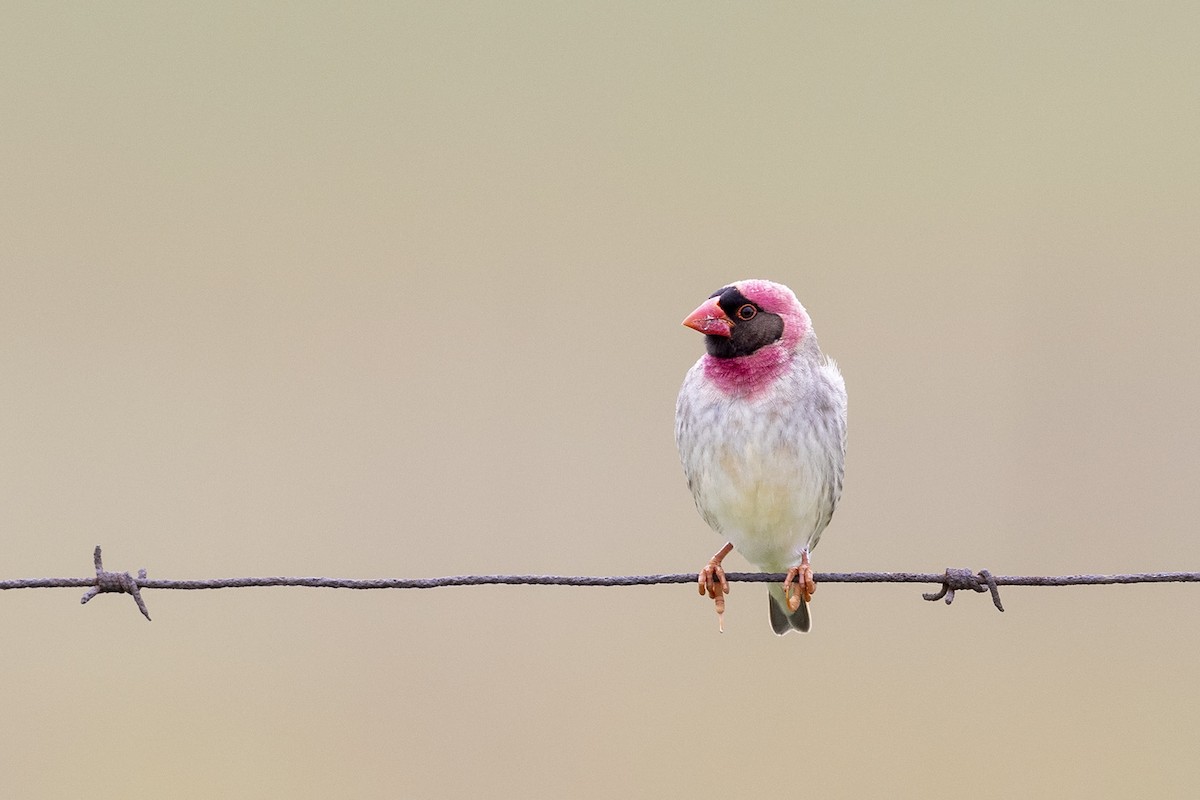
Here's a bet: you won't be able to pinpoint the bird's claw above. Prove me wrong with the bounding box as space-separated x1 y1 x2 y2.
697 559 729 599
783 553 816 612
697 543 733 632
698 559 729 630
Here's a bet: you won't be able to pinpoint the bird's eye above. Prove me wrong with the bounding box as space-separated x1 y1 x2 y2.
737 304 757 321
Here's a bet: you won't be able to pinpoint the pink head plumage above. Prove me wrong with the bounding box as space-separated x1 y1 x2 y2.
731 279 810 349
689 279 813 398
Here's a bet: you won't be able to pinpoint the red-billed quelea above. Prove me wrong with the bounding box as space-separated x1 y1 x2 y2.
675 280 847 634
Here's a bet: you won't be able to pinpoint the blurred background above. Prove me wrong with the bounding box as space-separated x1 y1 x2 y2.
2 3 1198 797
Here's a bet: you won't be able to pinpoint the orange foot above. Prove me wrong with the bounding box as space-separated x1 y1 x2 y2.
783 550 816 612
698 542 734 631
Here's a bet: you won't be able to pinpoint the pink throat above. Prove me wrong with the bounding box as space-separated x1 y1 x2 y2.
701 346 790 397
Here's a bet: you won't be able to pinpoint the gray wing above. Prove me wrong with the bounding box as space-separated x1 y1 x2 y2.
809 358 848 549
674 364 723 533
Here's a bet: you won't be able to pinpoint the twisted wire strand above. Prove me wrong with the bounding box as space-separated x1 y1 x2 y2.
1 547 1197 621
4 570 1199 591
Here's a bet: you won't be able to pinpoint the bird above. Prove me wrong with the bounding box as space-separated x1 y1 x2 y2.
675 279 847 634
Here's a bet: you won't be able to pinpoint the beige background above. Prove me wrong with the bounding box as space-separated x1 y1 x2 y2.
3 3 1199 797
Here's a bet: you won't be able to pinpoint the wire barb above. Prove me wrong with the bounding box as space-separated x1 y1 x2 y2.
79 546 152 621
922 567 1004 612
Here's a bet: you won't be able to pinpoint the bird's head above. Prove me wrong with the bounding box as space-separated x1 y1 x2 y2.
682 279 810 359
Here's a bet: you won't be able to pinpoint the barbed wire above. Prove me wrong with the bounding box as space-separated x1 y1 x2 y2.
1 547 1197 621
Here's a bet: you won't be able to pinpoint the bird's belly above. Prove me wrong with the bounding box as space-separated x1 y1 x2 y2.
699 445 826 571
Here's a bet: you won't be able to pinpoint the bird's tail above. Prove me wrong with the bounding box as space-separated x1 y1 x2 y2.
768 584 811 635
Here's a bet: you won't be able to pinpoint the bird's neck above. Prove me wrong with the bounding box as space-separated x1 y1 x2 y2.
701 346 793 398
